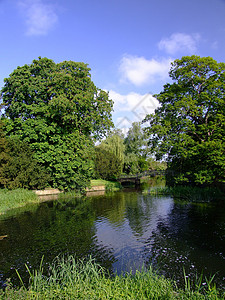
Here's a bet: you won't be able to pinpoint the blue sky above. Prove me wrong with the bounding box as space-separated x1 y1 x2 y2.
1 0 225 133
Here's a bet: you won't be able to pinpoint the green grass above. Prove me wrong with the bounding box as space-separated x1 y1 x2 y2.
91 179 114 187
0 189 39 216
0 179 121 216
91 179 122 192
0 256 223 299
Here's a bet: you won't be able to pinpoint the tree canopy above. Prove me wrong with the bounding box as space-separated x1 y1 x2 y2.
124 122 148 174
1 57 114 190
143 55 225 185
94 130 125 180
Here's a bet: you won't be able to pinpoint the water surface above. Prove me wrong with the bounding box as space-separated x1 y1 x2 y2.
0 182 224 289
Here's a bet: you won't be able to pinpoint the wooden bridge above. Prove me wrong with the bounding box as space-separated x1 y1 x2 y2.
117 170 165 186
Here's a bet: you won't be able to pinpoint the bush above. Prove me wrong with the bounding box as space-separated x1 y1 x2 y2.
0 137 51 190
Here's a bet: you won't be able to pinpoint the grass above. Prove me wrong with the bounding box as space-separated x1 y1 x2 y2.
0 256 223 299
91 179 122 192
91 179 110 186
0 189 39 216
0 179 121 216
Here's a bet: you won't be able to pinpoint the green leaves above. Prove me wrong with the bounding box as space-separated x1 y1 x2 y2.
1 57 114 190
144 55 225 185
0 134 51 190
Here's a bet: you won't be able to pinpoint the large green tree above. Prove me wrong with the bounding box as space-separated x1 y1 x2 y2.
143 56 225 185
1 57 113 190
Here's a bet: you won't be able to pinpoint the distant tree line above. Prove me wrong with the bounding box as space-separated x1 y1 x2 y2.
93 124 166 181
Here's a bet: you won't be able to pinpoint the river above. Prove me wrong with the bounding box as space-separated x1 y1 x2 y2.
0 179 225 290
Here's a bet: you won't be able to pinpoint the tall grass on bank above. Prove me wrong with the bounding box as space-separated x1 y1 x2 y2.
0 256 223 299
147 186 224 202
0 189 39 215
91 179 122 192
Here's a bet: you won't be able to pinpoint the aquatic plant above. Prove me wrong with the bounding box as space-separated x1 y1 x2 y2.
0 256 224 299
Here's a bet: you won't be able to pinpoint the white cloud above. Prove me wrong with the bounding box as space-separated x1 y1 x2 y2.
119 55 172 86
19 0 58 36
158 33 200 55
109 90 145 112
115 117 133 135
108 90 159 132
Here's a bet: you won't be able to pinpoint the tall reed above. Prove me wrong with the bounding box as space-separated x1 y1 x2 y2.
0 189 39 215
1 256 224 299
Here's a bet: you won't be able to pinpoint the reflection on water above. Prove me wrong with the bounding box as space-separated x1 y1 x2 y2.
0 180 225 290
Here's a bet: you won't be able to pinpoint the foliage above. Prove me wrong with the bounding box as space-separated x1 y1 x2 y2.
124 122 148 157
0 120 50 190
147 157 167 171
101 129 125 173
94 129 125 180
143 56 225 186
0 120 10 184
105 181 122 192
1 256 223 299
1 57 113 190
94 146 122 180
124 122 150 174
0 137 51 190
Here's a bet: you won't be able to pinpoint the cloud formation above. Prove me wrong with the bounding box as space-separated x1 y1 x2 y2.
158 33 200 55
119 55 172 86
19 0 58 36
109 90 159 132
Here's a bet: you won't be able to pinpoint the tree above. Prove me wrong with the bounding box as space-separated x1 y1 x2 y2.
0 137 51 190
1 57 113 190
94 146 122 180
0 120 10 186
124 122 148 174
94 129 125 179
100 129 125 175
143 56 225 185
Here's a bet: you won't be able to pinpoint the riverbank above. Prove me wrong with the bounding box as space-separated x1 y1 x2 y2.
0 180 121 216
0 189 38 216
0 256 223 299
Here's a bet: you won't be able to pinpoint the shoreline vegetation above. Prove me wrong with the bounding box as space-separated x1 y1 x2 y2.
0 180 121 216
0 256 224 299
1 180 224 216
1 182 224 217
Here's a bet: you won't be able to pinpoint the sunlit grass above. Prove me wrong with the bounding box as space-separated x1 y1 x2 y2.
0 189 39 216
91 179 122 192
0 256 223 299
91 179 115 187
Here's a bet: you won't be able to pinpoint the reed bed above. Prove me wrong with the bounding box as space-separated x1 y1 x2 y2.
0 256 223 299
